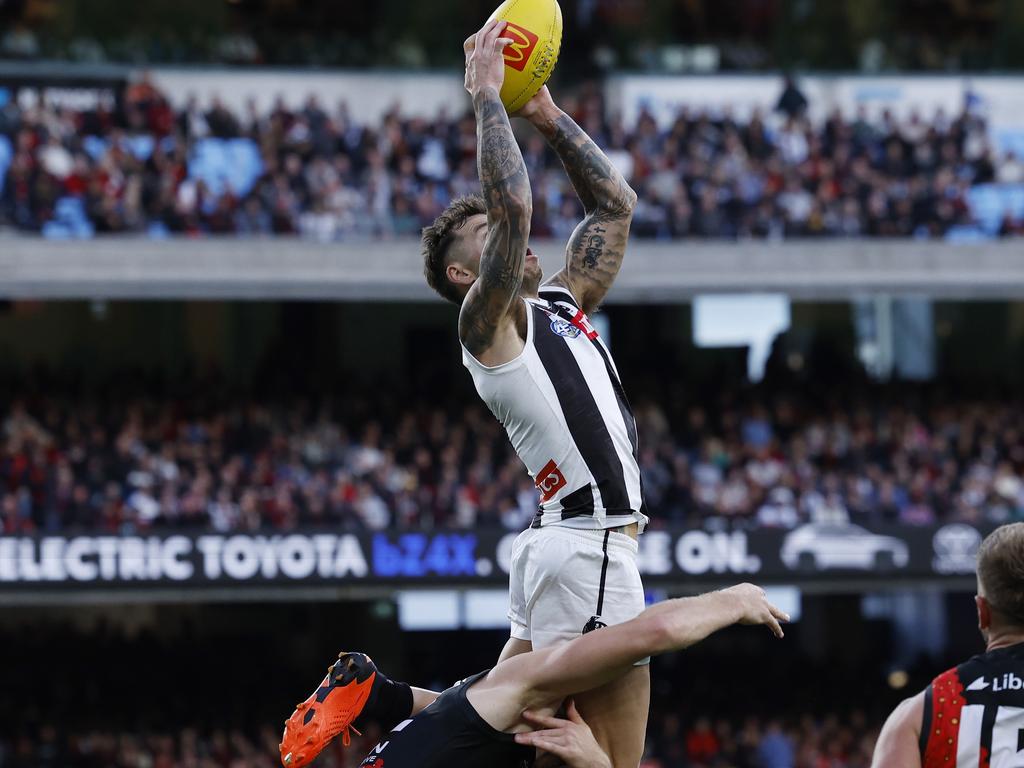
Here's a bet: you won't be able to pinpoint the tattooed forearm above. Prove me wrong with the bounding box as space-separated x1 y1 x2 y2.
532 107 635 314
459 87 532 355
475 87 532 193
535 111 637 215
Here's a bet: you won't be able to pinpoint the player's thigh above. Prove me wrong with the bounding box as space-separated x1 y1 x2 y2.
497 636 533 663
527 528 643 648
572 663 650 768
557 532 648 767
507 528 536 644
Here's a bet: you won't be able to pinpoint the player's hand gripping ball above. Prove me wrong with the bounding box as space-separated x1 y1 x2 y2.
486 0 563 113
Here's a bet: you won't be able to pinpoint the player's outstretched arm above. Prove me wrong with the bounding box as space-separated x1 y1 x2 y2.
468 584 787 731
518 87 636 315
871 692 923 768
523 584 786 706
459 20 533 356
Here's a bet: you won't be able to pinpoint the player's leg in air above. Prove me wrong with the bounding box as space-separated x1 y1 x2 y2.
281 650 611 768
501 524 651 767
279 651 440 767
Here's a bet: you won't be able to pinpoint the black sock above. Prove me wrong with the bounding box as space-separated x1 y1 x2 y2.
354 674 413 731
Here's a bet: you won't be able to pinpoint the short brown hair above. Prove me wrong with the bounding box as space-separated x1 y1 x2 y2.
421 195 486 305
978 522 1024 627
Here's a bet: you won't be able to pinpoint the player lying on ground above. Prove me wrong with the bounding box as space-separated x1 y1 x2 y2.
279 583 789 767
871 522 1024 768
421 18 650 768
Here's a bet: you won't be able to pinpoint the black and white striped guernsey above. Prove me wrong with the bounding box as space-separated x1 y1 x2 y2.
462 284 649 532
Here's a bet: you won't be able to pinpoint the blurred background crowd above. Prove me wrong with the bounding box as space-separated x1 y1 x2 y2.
2 0 1024 73
2 76 1022 240
0 615 907 768
3 383 1023 535
0 713 878 768
3 2 1022 767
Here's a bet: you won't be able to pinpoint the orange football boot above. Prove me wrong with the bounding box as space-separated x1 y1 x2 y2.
280 651 378 768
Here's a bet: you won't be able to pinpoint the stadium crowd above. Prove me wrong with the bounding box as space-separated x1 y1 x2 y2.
1 614 885 768
0 713 878 768
3 389 1023 534
2 77 1020 241
0 549 930 768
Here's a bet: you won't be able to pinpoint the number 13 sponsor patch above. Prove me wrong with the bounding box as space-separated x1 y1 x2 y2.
535 460 567 502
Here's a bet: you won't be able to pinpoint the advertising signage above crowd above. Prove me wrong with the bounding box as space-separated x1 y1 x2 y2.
0 63 127 113
0 522 993 596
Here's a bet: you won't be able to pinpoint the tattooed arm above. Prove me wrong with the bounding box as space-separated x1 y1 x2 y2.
520 87 636 315
459 21 533 360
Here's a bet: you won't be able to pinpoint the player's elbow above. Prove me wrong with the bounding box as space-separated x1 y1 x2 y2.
641 613 678 657
642 605 711 656
621 185 638 212
600 184 637 218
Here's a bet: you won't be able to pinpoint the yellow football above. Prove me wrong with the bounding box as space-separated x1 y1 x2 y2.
487 0 563 113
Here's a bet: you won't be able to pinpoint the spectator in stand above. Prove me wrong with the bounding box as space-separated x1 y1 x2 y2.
0 84 1010 241
759 719 796 768
0 709 882 768
2 385 1024 535
685 716 720 763
776 75 809 120
996 150 1024 184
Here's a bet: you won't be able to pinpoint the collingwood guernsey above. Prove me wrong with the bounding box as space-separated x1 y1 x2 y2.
463 284 648 531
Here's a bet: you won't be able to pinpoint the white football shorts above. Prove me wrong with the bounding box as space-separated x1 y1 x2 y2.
507 524 649 665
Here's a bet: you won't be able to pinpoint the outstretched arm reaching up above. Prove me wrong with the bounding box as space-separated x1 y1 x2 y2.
459 19 533 358
519 87 636 315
